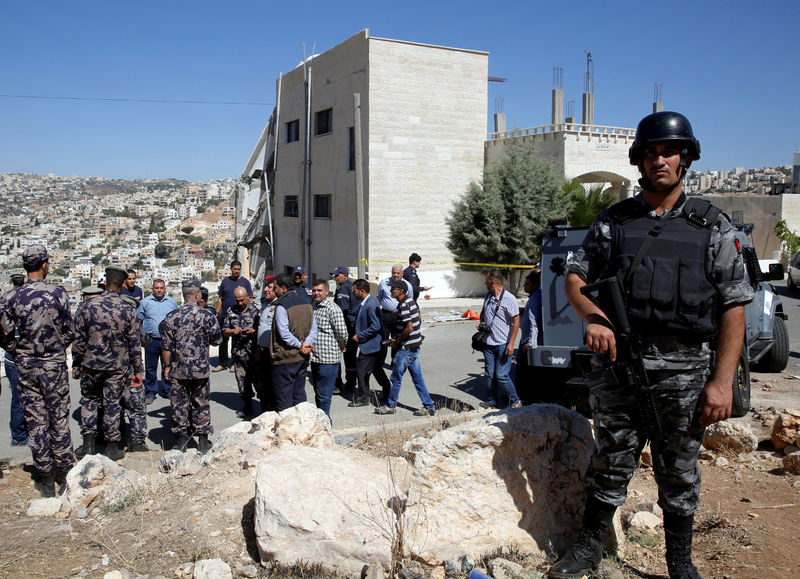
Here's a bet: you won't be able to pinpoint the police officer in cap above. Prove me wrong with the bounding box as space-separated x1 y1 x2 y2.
552 112 753 579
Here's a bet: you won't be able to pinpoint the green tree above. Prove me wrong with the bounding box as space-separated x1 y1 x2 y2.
564 180 617 226
447 142 570 290
53 267 67 277
181 226 194 235
80 278 91 288
154 243 169 259
775 220 800 264
188 235 204 245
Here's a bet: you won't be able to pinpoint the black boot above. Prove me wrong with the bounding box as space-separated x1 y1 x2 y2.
75 434 96 459
34 470 56 498
664 513 701 579
549 498 616 579
174 433 191 452
104 440 125 461
197 434 213 454
236 398 254 419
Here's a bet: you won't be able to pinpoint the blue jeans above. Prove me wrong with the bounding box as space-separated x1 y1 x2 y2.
310 362 338 419
484 344 520 406
387 348 434 409
144 337 170 397
4 356 28 444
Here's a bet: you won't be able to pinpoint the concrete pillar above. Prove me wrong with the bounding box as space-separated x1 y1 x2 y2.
582 93 594 126
552 89 564 125
494 112 506 134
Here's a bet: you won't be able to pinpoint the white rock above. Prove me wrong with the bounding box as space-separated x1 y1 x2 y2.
772 410 800 450
630 497 662 517
702 421 758 454
254 445 405 574
403 404 594 563
273 402 333 449
783 451 800 475
192 558 232 579
714 457 729 467
206 402 331 467
627 511 662 532
26 497 63 517
62 455 140 512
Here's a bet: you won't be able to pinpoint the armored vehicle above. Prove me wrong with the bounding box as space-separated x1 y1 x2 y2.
527 219 787 416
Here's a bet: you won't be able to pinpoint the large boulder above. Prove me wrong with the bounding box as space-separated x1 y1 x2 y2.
61 454 140 514
703 420 758 454
771 409 800 451
206 402 332 468
403 404 593 562
254 445 407 574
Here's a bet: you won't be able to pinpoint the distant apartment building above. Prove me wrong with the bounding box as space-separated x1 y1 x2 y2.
265 29 487 290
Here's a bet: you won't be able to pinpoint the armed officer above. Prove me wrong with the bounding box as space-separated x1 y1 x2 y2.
552 112 753 579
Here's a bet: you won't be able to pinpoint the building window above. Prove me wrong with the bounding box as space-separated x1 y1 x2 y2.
314 108 332 136
314 194 332 219
348 126 355 171
285 119 299 143
284 195 298 217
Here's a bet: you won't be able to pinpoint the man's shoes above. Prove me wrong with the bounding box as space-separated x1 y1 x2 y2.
375 405 396 415
479 401 497 409
413 407 435 417
174 434 191 452
127 441 149 453
10 438 29 447
510 401 523 409
145 393 156 405
229 366 235 373
34 470 56 498
197 434 213 454
549 498 615 579
347 397 370 408
75 434 96 459
105 441 125 461
236 399 254 419
212 365 225 372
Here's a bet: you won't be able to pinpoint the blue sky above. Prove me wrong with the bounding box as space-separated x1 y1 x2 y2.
1 0 798 181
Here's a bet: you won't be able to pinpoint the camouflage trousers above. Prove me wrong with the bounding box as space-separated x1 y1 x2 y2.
170 378 212 436
79 368 127 442
233 354 256 401
121 384 147 444
16 361 76 474
586 364 709 517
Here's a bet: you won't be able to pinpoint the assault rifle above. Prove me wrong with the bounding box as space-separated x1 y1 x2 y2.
580 277 666 470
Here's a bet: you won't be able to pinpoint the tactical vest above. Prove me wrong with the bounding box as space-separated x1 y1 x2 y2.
607 198 721 339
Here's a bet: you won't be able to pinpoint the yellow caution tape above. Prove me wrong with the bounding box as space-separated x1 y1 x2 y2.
357 258 537 270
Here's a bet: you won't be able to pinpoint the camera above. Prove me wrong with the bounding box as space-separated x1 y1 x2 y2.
476 323 491 336
381 338 393 347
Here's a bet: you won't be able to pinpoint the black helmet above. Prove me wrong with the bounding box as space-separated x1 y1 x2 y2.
628 111 700 165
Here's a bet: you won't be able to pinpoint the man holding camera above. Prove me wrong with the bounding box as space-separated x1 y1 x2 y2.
477 270 521 410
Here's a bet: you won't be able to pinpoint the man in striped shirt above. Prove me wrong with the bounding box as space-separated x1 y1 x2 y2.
310 279 348 419
376 281 435 416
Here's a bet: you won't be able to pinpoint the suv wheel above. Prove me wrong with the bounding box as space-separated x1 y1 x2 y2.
731 344 751 418
760 316 790 373
788 272 797 290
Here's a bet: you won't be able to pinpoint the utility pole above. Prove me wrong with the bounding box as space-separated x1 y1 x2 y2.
354 93 366 279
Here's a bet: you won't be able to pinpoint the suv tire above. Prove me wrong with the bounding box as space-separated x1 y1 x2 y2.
788 272 798 290
760 316 790 373
731 344 751 418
